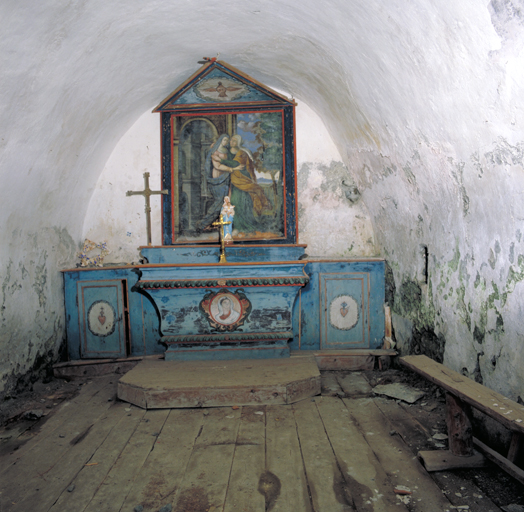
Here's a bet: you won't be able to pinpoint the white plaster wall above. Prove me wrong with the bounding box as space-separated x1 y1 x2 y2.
83 111 162 262
83 100 376 261
296 103 376 257
2 0 524 400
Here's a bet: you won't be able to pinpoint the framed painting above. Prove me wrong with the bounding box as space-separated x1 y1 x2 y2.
154 60 298 245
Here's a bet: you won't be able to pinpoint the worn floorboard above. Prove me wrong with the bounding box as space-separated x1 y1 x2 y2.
47 403 146 512
321 372 343 397
170 407 242 512
344 397 454 512
120 408 205 512
265 404 313 512
0 375 507 512
83 408 170 512
0 376 116 474
223 406 266 512
293 398 351 511
0 377 118 511
316 396 408 511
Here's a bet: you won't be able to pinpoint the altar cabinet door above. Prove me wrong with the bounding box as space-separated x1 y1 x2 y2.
320 272 369 349
78 280 128 358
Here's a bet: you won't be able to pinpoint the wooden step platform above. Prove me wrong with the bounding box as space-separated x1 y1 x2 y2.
291 348 397 371
117 356 321 409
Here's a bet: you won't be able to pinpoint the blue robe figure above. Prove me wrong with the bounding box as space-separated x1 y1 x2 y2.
195 134 236 233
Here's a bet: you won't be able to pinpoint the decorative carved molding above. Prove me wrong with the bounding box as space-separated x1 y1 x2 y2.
163 331 293 344
135 275 309 290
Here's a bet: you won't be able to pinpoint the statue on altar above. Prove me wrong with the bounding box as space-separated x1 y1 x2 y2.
220 196 235 241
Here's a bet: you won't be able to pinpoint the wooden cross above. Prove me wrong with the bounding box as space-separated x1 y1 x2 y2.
126 172 168 246
212 214 232 263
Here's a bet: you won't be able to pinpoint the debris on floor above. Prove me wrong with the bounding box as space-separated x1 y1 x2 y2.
502 505 524 512
2 367 524 511
372 382 425 403
22 409 44 420
394 485 412 495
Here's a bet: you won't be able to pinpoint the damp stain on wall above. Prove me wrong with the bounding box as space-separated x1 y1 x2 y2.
297 160 376 257
0 227 77 398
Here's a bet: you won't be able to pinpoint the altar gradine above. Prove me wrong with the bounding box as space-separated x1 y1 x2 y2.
62 61 386 362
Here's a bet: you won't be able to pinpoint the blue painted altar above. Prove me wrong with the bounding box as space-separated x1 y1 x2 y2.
61 61 386 362
135 253 308 361
62 252 386 361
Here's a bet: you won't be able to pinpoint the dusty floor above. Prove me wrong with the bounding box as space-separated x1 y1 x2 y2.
0 366 523 511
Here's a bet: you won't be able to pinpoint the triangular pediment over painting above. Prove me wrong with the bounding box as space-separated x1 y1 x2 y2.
153 60 295 112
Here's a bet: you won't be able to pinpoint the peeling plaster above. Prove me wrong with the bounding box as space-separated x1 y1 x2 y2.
0 227 76 396
379 136 524 400
297 160 376 257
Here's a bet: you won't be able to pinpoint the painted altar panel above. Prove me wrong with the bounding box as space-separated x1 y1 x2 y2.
78 280 127 358
155 60 298 246
161 67 278 107
136 262 308 361
63 268 162 359
291 260 385 350
320 273 368 349
171 110 286 242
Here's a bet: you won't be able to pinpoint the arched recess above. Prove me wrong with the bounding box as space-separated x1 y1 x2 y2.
83 98 377 262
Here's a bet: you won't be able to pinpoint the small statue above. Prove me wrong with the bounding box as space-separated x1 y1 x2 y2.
220 196 235 242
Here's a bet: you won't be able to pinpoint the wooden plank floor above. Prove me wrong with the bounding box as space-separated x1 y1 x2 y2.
0 373 504 512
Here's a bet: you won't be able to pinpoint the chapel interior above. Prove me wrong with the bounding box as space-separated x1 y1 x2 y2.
2 1 524 510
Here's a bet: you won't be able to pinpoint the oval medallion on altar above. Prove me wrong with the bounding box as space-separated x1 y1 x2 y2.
329 295 359 331
210 292 242 326
87 300 116 337
199 288 252 332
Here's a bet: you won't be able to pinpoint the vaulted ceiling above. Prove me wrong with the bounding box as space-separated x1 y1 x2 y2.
2 1 524 398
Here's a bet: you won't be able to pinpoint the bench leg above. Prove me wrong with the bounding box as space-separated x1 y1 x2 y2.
446 392 473 456
418 392 485 471
507 432 522 463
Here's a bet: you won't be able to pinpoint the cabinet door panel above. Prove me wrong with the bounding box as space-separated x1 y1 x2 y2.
320 273 369 349
78 280 127 358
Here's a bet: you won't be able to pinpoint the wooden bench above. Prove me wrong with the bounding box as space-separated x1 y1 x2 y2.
400 354 524 482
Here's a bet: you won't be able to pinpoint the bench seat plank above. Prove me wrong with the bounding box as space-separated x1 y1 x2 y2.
400 355 524 435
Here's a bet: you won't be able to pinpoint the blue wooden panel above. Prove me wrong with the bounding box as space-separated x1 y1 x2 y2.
138 261 307 360
128 292 164 356
137 262 307 281
320 273 368 349
63 268 162 360
63 258 384 360
165 340 290 361
78 280 126 358
143 286 296 336
140 245 306 264
291 260 385 350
